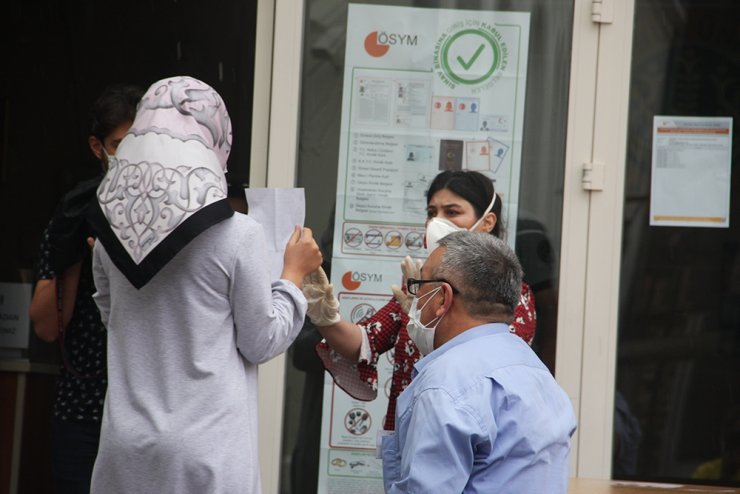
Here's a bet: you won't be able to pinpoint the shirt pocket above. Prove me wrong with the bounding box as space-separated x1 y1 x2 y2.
380 432 400 492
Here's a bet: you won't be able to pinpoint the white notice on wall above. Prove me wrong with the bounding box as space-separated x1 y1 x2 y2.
650 116 733 228
0 282 32 349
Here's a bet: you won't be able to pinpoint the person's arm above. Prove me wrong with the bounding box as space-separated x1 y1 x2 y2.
510 282 536 345
232 224 322 364
317 296 408 362
280 225 323 288
91 242 111 328
29 262 82 342
312 298 406 402
306 256 420 361
300 266 364 360
314 320 363 361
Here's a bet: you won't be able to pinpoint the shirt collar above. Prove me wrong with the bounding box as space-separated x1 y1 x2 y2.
412 322 510 378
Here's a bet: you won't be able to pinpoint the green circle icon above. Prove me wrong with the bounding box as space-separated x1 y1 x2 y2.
440 28 501 85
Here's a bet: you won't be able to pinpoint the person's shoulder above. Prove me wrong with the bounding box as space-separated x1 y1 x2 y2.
213 212 261 234
58 175 103 206
194 213 262 252
431 331 546 379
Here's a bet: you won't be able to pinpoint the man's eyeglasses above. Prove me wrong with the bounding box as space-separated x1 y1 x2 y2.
406 278 459 295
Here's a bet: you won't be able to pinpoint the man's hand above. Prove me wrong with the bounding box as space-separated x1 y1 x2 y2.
390 256 423 314
302 266 341 327
281 226 323 287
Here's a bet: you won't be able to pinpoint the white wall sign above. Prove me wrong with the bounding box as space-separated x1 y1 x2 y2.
650 116 733 228
0 282 33 350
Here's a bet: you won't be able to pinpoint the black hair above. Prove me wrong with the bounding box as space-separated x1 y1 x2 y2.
426 170 504 238
89 84 144 141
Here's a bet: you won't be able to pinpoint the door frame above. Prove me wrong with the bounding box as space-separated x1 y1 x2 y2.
557 0 636 479
251 0 306 493
255 0 639 490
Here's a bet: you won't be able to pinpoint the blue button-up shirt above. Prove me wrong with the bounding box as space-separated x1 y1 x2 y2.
381 323 577 493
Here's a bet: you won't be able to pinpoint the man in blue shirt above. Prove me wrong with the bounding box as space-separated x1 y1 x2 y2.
381 231 577 493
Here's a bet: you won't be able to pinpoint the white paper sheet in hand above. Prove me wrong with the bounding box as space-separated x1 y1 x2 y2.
244 188 306 280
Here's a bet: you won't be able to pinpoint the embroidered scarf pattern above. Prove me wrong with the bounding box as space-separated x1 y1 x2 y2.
89 76 234 288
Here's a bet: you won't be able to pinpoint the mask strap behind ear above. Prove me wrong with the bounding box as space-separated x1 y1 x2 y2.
470 192 497 231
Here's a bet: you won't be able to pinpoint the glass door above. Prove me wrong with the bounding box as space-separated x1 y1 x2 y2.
613 0 740 486
283 1 575 492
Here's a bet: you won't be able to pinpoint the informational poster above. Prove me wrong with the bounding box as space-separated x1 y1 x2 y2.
650 116 733 228
0 282 32 349
318 4 530 493
318 258 395 493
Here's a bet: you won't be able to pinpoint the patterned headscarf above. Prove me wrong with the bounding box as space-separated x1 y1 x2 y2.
89 76 235 288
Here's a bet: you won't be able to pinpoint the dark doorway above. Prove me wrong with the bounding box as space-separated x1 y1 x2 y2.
0 2 257 491
0 0 256 281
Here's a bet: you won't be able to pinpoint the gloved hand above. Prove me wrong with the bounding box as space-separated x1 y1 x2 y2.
390 256 423 314
302 266 341 326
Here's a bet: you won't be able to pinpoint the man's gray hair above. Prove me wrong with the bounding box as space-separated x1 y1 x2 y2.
436 231 523 319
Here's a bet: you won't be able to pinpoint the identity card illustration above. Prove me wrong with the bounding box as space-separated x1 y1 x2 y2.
319 4 531 493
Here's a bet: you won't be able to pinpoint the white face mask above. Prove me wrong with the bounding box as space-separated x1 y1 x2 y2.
101 147 115 171
406 286 443 355
425 193 497 253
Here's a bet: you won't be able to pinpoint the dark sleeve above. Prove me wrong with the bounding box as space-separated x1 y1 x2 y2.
46 176 101 273
292 317 326 374
36 226 55 280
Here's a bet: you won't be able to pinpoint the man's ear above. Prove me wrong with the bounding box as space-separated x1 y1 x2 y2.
88 136 104 161
437 282 455 316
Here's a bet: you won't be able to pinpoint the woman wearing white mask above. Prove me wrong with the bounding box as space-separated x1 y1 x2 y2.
306 170 535 431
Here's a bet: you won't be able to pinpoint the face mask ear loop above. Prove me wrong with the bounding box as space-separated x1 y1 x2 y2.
418 286 443 327
417 286 442 308
470 192 497 231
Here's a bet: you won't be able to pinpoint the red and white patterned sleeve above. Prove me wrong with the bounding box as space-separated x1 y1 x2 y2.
510 281 536 345
315 297 405 401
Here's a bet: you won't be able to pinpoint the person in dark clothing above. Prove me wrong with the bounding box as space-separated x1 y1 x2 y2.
29 83 143 494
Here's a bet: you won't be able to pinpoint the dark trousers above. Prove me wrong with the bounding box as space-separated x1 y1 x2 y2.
51 417 100 494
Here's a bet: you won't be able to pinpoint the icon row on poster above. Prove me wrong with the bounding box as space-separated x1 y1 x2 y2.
344 228 424 250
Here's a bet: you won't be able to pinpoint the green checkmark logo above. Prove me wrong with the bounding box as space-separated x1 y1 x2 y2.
457 43 485 71
439 28 501 86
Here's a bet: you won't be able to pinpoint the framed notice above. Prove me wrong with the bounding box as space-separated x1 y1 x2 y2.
650 116 733 228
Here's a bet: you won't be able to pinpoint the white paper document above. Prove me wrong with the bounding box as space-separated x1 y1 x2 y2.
650 116 733 228
244 188 306 280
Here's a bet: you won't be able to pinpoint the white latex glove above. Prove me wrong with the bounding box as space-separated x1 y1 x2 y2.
302 266 341 326
390 256 423 314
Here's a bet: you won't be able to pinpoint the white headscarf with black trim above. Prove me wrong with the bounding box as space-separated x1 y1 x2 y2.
89 76 234 288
